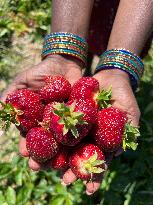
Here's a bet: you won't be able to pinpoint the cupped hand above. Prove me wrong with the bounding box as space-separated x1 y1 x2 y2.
0 54 82 169
94 69 140 127
73 69 140 195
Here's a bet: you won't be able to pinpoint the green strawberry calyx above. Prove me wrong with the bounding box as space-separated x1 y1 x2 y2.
53 102 87 138
83 152 105 177
95 87 112 109
0 101 23 130
122 122 140 151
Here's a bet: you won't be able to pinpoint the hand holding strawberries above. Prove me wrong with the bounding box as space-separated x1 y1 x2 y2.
0 60 140 196
94 69 140 127
93 69 140 159
0 54 82 170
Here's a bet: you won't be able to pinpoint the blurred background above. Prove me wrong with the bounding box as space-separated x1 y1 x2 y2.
0 1 153 205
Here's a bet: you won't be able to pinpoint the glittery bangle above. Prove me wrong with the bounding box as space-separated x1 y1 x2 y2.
42 32 88 67
95 49 144 90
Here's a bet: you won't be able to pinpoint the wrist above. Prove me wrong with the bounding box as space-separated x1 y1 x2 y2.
43 54 82 69
94 69 133 91
44 54 83 68
97 69 130 81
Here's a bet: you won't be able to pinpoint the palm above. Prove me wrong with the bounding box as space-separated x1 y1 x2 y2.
94 70 140 126
1 56 82 101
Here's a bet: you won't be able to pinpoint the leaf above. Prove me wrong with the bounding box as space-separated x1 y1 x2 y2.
92 160 105 166
63 125 69 135
97 88 112 108
71 112 83 119
15 170 23 186
123 123 140 150
90 167 104 174
55 183 67 194
0 191 5 204
0 163 13 180
65 197 73 205
50 196 65 205
6 187 16 205
144 102 153 114
88 152 98 163
71 126 79 138
16 183 33 205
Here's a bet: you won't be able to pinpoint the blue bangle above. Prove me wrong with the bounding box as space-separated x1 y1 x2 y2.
42 32 88 67
95 49 144 91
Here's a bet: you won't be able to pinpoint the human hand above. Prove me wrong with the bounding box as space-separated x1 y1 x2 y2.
94 69 140 127
0 54 82 170
74 69 140 194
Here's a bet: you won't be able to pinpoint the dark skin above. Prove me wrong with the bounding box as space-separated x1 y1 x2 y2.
1 0 153 195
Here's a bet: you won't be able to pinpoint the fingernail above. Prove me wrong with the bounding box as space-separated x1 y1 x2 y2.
86 190 93 196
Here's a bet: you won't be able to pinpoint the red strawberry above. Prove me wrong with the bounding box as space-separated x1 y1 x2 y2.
49 147 69 170
50 100 97 146
93 107 139 152
0 89 44 133
41 102 56 129
39 76 71 104
26 127 59 163
69 143 105 181
69 77 111 108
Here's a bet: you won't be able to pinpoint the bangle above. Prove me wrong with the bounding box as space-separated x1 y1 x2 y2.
42 32 88 67
95 49 144 90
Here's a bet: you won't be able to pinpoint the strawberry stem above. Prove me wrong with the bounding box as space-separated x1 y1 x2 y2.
83 152 105 175
0 101 21 130
96 88 112 109
122 122 140 151
53 102 87 138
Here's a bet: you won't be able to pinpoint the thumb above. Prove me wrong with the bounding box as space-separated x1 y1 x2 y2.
0 83 17 102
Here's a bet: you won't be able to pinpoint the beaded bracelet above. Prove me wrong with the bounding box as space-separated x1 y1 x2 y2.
95 49 144 90
42 32 88 67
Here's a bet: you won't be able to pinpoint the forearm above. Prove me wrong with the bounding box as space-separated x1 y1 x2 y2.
51 0 94 39
107 0 153 55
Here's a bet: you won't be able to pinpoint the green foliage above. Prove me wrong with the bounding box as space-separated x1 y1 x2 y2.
0 0 51 43
0 0 51 82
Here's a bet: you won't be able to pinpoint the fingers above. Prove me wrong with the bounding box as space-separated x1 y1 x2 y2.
0 83 17 102
19 137 29 157
0 80 26 102
28 158 41 171
85 181 101 195
61 168 106 195
19 137 41 171
61 168 77 185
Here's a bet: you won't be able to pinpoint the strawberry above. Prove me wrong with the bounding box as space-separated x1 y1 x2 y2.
40 102 56 129
39 76 71 104
26 127 59 163
50 99 97 146
93 107 140 152
0 89 44 133
69 143 105 181
69 77 111 108
49 147 69 170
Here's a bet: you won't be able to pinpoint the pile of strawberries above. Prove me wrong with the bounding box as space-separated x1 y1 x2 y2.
0 76 139 181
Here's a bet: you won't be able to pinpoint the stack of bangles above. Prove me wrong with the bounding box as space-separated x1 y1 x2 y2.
95 49 144 90
42 32 88 68
42 33 144 90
